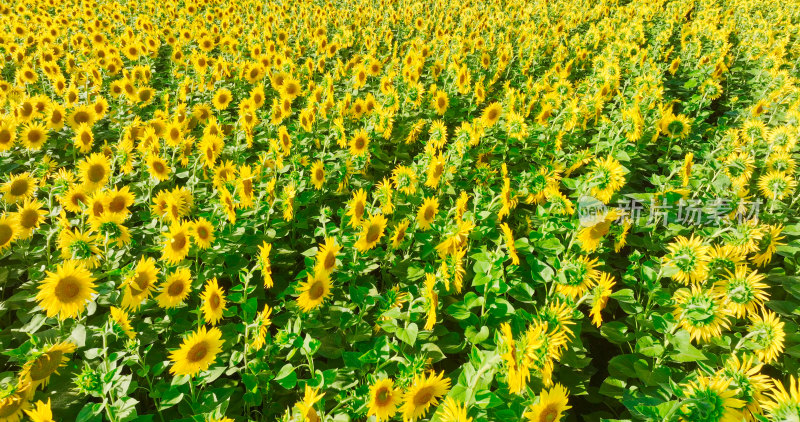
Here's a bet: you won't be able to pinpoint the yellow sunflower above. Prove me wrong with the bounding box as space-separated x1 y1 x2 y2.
23 399 53 422
156 267 192 309
367 378 400 422
169 326 224 377
36 260 96 320
672 285 730 343
763 377 800 421
588 156 626 204
400 371 451 421
212 88 232 110
346 189 368 227
355 213 388 252
0 381 30 422
715 266 768 319
296 270 332 312
252 304 273 351
20 123 47 150
19 341 76 390
748 309 785 364
524 383 571 422
3 173 36 204
201 277 227 326
191 217 215 250
349 128 370 157
310 160 325 190
121 256 159 310
417 197 439 231
110 306 135 339
481 102 502 128
663 235 710 285
315 237 341 274
0 213 19 252
679 377 745 422
78 153 111 192
162 221 192 264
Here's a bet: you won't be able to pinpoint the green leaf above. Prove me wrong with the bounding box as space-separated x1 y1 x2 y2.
274 364 297 389
397 322 418 346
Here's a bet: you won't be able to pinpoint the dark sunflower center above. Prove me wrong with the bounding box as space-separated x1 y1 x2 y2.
87 164 105 183
55 276 81 302
308 280 325 300
29 350 64 381
366 223 381 243
0 223 13 245
412 386 434 406
19 209 39 229
168 281 185 296
187 342 208 362
9 179 29 196
210 292 221 308
171 232 187 251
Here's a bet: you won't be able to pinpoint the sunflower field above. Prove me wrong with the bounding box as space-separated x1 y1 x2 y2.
2 0 800 421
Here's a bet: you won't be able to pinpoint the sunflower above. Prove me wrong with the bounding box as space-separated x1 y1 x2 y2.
672 285 730 343
438 397 472 422
66 105 96 130
162 221 192 264
20 123 47 150
715 266 768 319
121 256 159 310
88 212 131 247
679 377 745 422
212 88 233 110
400 371 451 421
524 384 571 422
588 156 626 204
706 244 743 282
36 260 96 320
191 217 215 250
578 208 619 253
296 270 332 312
500 222 520 265
748 309 785 364
294 386 324 422
349 128 370 156
555 255 600 299
721 355 771 419
20 342 76 390
146 154 171 182
12 199 45 240
661 113 691 139
110 306 135 339
3 173 36 204
0 213 19 252
105 186 135 215
390 219 410 249
724 151 755 189
169 326 224 377
0 381 30 422
355 213 388 252
723 222 765 256
57 228 102 269
763 377 800 421
73 123 94 153
432 90 449 115
252 304 273 351
258 241 273 288
481 102 502 128
751 224 785 267
315 237 341 274
417 197 439 231
346 189 368 227
156 267 192 309
367 378 400 422
757 170 796 200
201 277 227 326
79 153 110 192
23 399 53 422
663 235 711 285
0 120 16 151
590 272 616 327
310 160 325 190
392 165 418 195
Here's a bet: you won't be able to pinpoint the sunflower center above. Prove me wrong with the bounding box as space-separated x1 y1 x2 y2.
366 223 381 243
55 276 81 302
375 387 392 406
423 206 435 221
196 226 209 240
131 271 151 294
412 386 435 406
152 160 166 174
355 202 365 218
324 251 336 270
168 281 185 296
354 136 365 149
209 292 221 308
187 341 208 362
19 209 39 229
28 350 64 381
9 179 30 196
539 404 559 422
87 164 105 183
81 131 92 145
0 223 13 245
308 279 325 300
109 196 126 213
0 393 23 418
73 111 90 124
171 232 187 251
0 129 11 144
314 168 323 181
28 130 42 143
487 108 499 121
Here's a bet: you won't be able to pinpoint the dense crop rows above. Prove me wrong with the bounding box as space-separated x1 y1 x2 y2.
1 0 800 421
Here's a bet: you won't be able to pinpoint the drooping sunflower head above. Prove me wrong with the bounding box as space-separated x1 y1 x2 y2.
556 255 600 299
524 383 572 422
162 221 192 264
20 341 76 390
0 213 19 252
315 237 341 274
748 309 785 364
416 197 439 231
715 266 768 319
